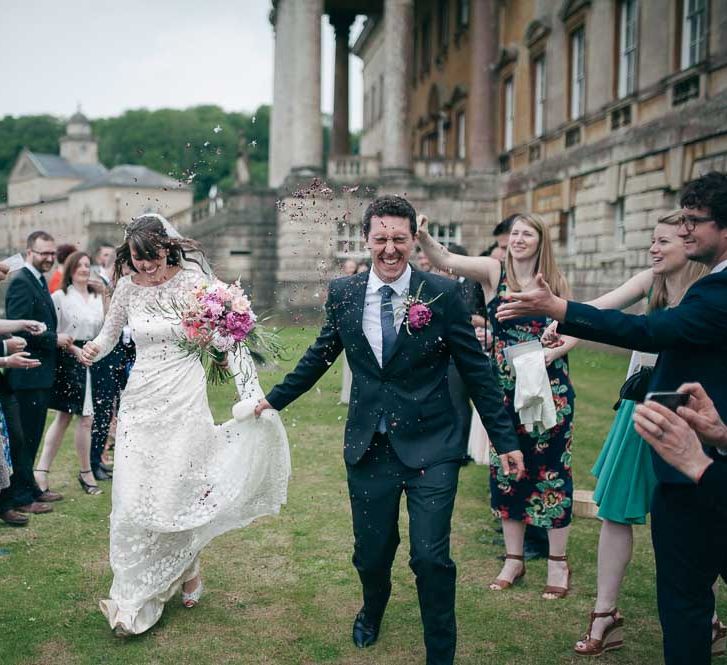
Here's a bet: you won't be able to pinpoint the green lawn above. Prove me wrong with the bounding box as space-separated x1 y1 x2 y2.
0 329 720 664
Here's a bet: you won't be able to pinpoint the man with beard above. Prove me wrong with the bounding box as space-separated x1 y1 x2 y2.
256 195 523 665
5 232 72 514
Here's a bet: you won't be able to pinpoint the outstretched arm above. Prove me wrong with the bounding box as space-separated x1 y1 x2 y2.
260 289 344 413
586 269 653 310
416 218 500 290
81 280 130 365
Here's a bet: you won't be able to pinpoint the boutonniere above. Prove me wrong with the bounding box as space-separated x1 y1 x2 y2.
401 282 443 335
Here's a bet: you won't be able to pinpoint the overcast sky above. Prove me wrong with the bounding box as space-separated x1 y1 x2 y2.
1 0 364 129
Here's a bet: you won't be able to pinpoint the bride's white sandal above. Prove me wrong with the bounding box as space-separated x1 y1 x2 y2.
181 577 204 608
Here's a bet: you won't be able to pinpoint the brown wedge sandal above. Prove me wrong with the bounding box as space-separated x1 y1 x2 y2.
489 554 526 591
542 554 571 600
574 608 624 656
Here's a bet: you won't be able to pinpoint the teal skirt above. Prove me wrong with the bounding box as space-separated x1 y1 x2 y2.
592 399 658 525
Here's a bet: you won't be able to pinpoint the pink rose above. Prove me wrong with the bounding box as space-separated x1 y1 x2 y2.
222 310 256 342
407 303 432 331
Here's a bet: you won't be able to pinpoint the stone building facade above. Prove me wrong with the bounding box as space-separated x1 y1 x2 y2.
262 0 727 313
0 111 193 253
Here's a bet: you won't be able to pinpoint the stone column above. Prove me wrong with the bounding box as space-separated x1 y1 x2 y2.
291 0 323 176
269 0 296 187
382 0 414 176
329 13 355 156
468 0 498 176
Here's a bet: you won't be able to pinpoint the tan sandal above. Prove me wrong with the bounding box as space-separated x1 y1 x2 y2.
574 608 624 656
542 554 571 600
489 554 525 591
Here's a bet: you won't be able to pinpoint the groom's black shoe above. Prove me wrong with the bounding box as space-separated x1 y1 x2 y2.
352 610 381 648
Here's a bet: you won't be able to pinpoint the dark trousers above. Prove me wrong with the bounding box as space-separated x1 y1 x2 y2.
90 343 128 469
347 434 460 665
0 392 35 510
651 482 727 665
13 388 51 503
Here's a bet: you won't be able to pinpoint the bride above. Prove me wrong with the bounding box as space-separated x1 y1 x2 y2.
81 214 291 636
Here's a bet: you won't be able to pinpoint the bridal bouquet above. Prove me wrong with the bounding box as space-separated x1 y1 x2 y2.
172 279 282 384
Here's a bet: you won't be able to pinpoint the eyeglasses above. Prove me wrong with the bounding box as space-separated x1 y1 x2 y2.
678 215 713 233
30 250 56 259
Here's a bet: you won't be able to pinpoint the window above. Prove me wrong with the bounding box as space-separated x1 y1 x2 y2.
421 16 432 75
336 222 366 258
614 198 626 247
457 0 470 29
570 27 586 120
437 115 447 157
567 209 577 255
533 55 546 137
618 0 638 98
438 0 450 49
503 77 514 151
456 111 466 159
429 222 462 247
681 0 707 69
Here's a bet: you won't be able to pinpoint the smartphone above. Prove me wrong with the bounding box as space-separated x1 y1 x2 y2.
645 391 690 412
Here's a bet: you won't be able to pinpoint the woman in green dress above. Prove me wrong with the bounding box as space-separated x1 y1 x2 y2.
571 211 709 656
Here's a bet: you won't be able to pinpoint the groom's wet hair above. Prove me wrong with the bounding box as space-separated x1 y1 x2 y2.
680 171 727 228
362 195 417 239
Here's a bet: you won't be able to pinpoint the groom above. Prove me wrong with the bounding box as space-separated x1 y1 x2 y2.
256 195 522 664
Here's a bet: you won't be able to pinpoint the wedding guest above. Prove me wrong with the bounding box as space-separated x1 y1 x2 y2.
92 243 115 286
0 313 46 527
47 243 77 293
418 212 576 598
416 249 432 272
6 231 72 512
495 172 727 664
81 214 290 636
571 211 708 656
489 215 517 263
34 251 105 496
634 384 727 658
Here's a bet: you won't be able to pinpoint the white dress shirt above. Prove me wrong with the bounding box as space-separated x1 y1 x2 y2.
52 287 105 341
711 259 727 274
362 265 411 368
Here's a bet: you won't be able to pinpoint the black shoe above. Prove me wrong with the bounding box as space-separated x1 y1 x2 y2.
93 467 112 481
352 610 381 648
99 462 114 473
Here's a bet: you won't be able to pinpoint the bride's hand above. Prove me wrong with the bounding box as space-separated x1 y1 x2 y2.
80 341 100 367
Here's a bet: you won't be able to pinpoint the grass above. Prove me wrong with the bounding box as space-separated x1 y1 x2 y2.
1 329 721 664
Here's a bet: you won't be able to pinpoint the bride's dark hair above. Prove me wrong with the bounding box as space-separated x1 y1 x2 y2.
114 215 204 281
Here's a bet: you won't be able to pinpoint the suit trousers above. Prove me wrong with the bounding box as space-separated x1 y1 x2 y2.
14 388 51 502
346 434 460 665
651 482 727 665
0 392 35 509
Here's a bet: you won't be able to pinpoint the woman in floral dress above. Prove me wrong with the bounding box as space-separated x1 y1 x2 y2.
417 213 576 599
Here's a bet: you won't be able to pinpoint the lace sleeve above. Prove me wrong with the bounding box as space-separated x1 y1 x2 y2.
91 278 131 360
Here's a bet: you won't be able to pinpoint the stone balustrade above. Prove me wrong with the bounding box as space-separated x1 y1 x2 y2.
326 155 381 181
413 159 467 179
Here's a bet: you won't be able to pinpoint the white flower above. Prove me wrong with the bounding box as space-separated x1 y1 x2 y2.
211 332 235 353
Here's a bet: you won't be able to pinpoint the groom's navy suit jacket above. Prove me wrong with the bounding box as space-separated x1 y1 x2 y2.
559 268 727 483
267 268 518 468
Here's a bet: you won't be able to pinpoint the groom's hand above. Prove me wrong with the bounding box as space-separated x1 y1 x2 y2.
499 450 525 481
254 398 273 418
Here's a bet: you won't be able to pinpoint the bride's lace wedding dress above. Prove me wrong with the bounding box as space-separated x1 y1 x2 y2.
91 268 291 635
